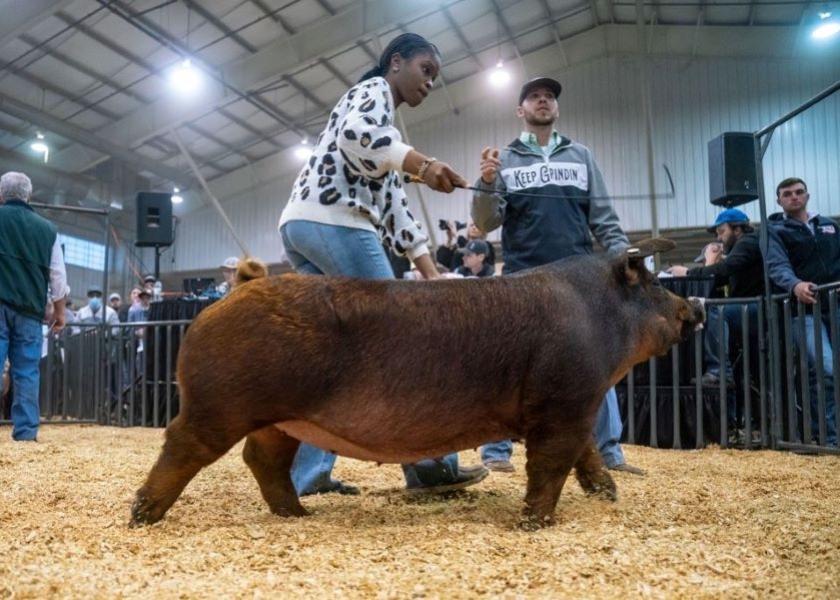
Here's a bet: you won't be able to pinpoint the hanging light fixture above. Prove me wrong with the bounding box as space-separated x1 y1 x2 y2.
813 10 840 39
488 60 511 87
30 132 49 162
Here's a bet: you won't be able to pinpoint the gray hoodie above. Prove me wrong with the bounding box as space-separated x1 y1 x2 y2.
472 136 628 273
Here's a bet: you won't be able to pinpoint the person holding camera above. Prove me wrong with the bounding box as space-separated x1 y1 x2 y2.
435 220 495 271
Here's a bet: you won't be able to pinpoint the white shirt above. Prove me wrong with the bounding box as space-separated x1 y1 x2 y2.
49 238 70 301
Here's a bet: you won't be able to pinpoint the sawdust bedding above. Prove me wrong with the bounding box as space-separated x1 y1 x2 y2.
1 425 838 599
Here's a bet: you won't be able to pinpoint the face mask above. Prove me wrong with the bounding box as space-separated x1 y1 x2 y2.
88 298 102 312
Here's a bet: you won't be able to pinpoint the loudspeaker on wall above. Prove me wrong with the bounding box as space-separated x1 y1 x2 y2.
708 132 759 207
135 192 174 247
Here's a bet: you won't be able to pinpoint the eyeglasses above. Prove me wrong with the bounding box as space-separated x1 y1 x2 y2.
780 188 807 198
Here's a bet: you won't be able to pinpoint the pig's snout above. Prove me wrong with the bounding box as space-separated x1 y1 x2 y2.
687 297 706 331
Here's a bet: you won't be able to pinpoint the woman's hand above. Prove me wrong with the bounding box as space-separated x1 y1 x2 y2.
413 254 441 279
423 161 467 193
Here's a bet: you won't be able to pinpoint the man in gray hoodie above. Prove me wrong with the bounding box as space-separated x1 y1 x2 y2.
472 77 642 475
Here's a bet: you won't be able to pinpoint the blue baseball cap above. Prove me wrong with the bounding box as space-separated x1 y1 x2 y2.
707 208 752 233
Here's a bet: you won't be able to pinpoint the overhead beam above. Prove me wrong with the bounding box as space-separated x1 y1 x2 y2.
0 0 77 49
0 146 100 202
0 91 192 187
181 0 257 53
49 0 442 174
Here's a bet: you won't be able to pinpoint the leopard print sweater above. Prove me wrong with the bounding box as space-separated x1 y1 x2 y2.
279 77 429 259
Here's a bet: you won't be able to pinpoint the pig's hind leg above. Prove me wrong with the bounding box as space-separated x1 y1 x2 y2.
130 414 245 526
242 426 308 517
573 439 617 501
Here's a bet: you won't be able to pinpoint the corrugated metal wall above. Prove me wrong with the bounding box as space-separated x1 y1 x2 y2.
168 54 840 271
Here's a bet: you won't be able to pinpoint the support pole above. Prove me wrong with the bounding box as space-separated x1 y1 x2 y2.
171 128 251 257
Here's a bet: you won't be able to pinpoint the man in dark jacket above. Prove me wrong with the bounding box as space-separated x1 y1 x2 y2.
436 222 495 271
0 172 69 441
472 77 641 475
669 208 764 386
766 177 838 445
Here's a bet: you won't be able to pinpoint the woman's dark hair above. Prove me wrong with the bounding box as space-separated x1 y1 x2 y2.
358 33 441 83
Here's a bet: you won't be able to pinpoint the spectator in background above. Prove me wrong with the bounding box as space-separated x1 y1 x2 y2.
128 289 152 323
109 293 123 321
217 257 239 296
767 177 839 446
454 240 495 278
142 275 156 295
668 208 764 387
436 221 495 271
121 288 140 322
0 171 68 442
77 287 120 328
472 76 642 475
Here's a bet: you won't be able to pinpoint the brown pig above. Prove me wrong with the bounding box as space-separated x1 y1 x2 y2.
131 240 704 528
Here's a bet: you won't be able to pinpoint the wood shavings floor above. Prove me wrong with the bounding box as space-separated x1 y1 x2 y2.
1 425 838 599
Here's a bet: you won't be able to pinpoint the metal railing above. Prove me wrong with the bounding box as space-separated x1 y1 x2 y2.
617 281 840 455
1 320 189 428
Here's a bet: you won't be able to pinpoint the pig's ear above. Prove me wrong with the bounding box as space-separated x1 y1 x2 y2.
612 255 642 287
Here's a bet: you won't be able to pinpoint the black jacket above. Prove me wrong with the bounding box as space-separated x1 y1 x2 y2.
455 263 495 278
687 231 764 297
767 212 840 291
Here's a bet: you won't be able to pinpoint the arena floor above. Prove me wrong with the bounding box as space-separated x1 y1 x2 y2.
1 426 838 599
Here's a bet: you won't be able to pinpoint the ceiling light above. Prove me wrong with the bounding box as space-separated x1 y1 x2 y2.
818 11 832 19
171 194 184 204
30 133 49 162
294 145 312 160
173 187 180 193
813 20 840 39
488 61 511 88
168 59 202 94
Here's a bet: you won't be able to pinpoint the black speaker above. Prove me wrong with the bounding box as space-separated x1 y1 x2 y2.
708 132 759 207
135 192 174 247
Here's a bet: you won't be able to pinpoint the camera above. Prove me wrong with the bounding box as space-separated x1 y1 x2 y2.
438 220 467 231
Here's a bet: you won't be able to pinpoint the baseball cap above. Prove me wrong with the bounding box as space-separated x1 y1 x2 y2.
108 293 121 302
707 208 752 233
220 256 239 270
143 274 156 283
138 289 151 298
518 77 562 105
87 286 103 297
458 239 490 256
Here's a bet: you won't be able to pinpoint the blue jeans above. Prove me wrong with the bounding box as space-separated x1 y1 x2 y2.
480 387 625 468
795 314 838 445
0 303 43 441
280 220 460 493
705 304 759 380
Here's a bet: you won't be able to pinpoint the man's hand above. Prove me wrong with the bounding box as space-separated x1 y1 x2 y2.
793 281 817 305
668 265 689 277
50 311 66 334
704 243 724 265
480 147 501 185
423 161 467 193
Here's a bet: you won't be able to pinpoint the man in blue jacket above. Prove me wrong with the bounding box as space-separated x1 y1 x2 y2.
766 177 839 446
472 77 642 474
0 172 69 441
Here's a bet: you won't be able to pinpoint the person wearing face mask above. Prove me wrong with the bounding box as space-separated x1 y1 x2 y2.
77 287 120 329
277 32 488 498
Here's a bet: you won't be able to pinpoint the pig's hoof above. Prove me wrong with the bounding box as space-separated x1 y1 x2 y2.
129 494 164 527
577 469 618 502
270 504 309 518
518 512 555 531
